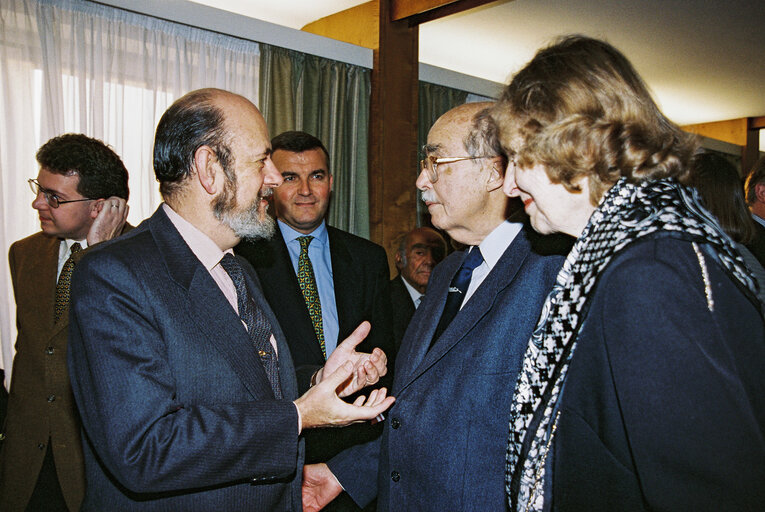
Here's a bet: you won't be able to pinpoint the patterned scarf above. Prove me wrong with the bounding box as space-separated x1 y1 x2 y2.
505 177 758 511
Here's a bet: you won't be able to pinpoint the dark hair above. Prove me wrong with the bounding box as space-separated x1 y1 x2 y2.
744 155 765 206
271 131 330 170
688 152 755 244
36 133 129 200
153 88 233 198
493 35 698 205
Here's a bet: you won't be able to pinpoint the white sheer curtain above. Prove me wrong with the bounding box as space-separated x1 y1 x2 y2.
0 0 261 382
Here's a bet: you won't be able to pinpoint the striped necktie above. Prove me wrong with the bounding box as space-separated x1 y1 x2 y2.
219 254 282 398
54 242 82 323
297 236 325 359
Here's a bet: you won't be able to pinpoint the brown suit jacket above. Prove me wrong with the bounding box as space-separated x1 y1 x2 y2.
1 227 130 511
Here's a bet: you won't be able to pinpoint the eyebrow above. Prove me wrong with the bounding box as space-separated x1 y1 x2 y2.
423 143 441 155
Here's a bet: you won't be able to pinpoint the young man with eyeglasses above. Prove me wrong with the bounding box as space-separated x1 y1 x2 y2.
1 133 130 512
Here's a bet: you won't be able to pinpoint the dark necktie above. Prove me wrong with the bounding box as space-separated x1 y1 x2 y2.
430 246 484 347
54 242 82 323
296 236 326 359
219 253 282 398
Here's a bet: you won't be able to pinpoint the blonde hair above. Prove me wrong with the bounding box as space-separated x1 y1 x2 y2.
493 35 698 204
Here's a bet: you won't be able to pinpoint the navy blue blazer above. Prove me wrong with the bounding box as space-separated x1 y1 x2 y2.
67 207 303 511
545 237 765 511
329 226 564 511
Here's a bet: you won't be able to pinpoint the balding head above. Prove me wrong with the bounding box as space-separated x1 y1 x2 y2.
416 102 510 246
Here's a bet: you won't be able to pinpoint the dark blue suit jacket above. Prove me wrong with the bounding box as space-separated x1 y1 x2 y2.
545 237 765 511
67 207 303 511
329 226 564 511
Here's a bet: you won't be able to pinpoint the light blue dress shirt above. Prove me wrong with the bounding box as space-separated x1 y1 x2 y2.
278 220 340 356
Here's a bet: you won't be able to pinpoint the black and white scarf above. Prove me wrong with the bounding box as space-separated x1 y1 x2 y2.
505 177 758 511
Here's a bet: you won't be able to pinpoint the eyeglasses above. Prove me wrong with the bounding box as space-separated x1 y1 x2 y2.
419 155 492 183
28 179 94 208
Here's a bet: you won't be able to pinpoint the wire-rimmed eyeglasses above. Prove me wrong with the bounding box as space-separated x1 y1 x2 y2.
419 155 492 183
28 178 94 208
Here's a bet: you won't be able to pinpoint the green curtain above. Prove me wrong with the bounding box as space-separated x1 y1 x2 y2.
416 82 469 226
259 43 371 238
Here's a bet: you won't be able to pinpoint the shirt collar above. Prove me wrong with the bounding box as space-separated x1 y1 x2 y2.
400 275 423 304
477 219 523 271
162 203 230 271
278 219 329 246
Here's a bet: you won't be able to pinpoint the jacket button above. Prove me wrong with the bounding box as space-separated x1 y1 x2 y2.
47 395 56 402
45 347 54 355
391 418 400 429
38 443 45 450
391 471 400 482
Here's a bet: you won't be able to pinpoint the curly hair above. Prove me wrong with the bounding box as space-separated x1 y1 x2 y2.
36 133 129 200
492 35 698 205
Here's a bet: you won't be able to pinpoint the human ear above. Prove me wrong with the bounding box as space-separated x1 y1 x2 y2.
485 157 505 192
194 145 221 195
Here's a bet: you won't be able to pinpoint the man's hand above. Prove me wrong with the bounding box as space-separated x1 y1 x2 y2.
317 321 388 397
87 196 128 245
302 463 343 512
294 361 395 430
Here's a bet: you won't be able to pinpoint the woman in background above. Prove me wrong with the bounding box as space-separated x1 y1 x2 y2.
494 35 765 512
687 151 765 302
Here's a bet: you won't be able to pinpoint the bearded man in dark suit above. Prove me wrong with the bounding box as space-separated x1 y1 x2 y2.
66 89 393 511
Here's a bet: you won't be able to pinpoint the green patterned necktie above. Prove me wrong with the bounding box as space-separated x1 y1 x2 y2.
54 242 82 323
297 236 325 359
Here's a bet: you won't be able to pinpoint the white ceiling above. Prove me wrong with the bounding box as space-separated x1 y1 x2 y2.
189 0 765 129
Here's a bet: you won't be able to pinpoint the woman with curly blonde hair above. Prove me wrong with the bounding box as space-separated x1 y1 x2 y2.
495 35 765 512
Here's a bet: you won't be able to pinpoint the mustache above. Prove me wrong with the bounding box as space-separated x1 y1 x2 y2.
420 190 437 203
259 187 273 199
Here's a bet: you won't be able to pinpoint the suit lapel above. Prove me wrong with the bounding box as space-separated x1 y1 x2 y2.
401 233 532 390
149 208 273 399
28 235 60 338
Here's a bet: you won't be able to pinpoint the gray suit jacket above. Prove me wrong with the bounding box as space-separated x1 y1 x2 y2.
68 206 303 511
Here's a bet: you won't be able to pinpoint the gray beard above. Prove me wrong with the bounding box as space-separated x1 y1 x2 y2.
212 181 275 242
219 202 275 242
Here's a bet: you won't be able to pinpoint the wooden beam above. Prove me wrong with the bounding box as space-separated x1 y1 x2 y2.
750 116 765 130
394 0 501 25
681 118 749 147
391 0 459 20
301 1 378 49
368 0 420 274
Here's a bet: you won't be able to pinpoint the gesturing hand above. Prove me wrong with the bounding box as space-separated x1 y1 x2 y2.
302 463 343 512
294 361 395 430
318 321 388 397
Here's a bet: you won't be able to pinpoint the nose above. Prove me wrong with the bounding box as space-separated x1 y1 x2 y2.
297 176 311 196
32 190 49 210
502 161 520 198
263 157 283 188
415 166 431 190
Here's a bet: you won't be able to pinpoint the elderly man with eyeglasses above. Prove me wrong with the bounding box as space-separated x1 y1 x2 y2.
302 102 570 511
1 133 130 512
